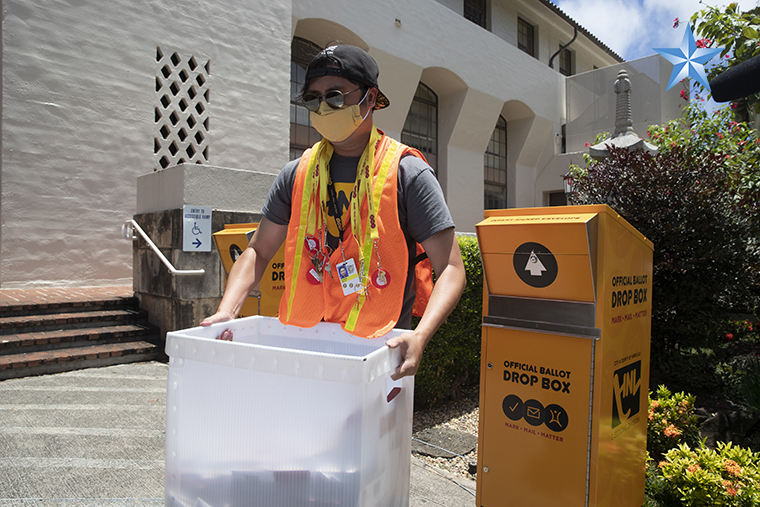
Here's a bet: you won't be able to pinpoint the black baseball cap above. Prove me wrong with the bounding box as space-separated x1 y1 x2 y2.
304 45 390 110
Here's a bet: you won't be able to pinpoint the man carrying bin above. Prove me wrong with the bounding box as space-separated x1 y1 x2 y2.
201 44 466 380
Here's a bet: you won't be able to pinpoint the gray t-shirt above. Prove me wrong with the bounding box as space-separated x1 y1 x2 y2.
262 151 454 329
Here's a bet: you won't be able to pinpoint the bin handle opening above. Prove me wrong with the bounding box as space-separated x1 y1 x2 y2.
386 377 402 403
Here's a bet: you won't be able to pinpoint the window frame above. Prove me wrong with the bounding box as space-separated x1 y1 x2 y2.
484 115 508 210
559 46 573 76
401 82 439 177
289 37 323 160
517 17 535 57
464 0 487 29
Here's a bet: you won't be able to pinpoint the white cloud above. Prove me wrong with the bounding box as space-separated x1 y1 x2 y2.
553 0 727 61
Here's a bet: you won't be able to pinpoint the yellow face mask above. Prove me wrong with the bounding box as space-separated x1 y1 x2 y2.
309 90 370 143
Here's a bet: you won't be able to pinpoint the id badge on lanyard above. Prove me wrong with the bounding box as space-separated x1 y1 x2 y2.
337 258 360 296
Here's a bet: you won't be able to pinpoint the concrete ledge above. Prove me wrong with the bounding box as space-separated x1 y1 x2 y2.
136 164 278 214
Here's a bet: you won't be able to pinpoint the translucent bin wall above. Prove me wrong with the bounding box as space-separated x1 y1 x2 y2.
165 316 414 507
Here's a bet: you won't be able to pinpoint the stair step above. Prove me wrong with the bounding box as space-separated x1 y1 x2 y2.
0 309 149 335
0 324 160 355
0 296 139 318
0 287 165 379
0 341 163 380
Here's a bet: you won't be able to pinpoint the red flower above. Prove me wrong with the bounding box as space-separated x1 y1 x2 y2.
695 38 712 48
680 89 689 101
584 142 590 147
731 102 738 109
673 17 680 28
724 332 734 342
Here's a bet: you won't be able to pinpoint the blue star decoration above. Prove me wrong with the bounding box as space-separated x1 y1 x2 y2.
654 23 724 91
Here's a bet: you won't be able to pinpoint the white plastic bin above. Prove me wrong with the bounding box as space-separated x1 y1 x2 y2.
165 316 414 507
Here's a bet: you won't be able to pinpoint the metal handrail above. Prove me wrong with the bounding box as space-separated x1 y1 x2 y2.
122 219 205 276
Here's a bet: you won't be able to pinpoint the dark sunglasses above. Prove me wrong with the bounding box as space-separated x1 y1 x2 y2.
302 87 362 112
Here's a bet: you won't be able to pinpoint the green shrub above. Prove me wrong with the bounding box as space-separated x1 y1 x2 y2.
736 356 760 414
645 452 682 507
413 234 483 409
657 442 760 506
722 319 760 343
648 386 701 461
569 105 760 357
645 386 760 506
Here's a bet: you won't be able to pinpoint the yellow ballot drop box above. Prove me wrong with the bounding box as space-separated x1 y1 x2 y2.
475 205 653 507
212 223 285 317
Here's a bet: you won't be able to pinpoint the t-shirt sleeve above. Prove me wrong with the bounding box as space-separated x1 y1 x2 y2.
398 154 455 244
261 159 299 226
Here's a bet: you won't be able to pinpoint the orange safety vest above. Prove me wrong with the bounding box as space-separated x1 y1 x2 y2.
279 133 433 338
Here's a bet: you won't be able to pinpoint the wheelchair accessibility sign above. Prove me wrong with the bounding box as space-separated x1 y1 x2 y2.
183 205 212 252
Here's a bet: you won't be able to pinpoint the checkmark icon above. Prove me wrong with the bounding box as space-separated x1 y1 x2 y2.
502 394 523 421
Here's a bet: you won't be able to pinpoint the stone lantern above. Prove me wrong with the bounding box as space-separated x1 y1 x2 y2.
589 69 659 160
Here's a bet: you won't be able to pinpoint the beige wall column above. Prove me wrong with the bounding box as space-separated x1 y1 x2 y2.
505 112 556 209
369 50 423 140
441 89 505 231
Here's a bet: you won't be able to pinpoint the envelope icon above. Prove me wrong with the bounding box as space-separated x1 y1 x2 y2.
527 406 541 419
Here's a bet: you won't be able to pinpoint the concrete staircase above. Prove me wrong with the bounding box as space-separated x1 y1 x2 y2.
0 287 163 380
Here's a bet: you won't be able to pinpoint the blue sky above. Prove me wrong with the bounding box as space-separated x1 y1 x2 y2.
552 0 733 62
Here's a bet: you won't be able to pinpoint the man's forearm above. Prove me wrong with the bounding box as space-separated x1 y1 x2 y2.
413 260 467 345
215 246 265 319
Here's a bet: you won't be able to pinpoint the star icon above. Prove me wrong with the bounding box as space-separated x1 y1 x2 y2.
654 24 724 91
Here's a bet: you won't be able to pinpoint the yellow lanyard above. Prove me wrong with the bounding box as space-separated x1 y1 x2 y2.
305 127 383 271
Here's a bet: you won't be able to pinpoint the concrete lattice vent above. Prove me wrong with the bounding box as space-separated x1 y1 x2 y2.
154 47 210 171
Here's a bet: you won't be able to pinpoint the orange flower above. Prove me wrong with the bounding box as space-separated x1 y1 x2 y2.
664 424 681 438
658 461 668 468
722 480 738 496
687 463 702 473
724 460 742 477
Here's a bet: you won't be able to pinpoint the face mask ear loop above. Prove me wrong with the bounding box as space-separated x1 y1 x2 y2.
358 89 372 122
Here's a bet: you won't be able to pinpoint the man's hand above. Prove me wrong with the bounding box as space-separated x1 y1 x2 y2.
200 310 235 341
200 310 235 327
386 330 426 380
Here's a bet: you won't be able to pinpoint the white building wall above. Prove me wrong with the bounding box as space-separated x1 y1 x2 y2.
0 0 677 288
1 0 291 288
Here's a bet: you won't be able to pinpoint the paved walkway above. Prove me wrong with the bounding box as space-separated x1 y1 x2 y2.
0 362 476 506
0 287 477 505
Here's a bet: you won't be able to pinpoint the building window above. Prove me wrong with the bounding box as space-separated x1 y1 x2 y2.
484 116 507 209
548 191 567 206
290 37 323 161
464 0 487 29
518 18 535 57
402 83 438 175
559 47 573 76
